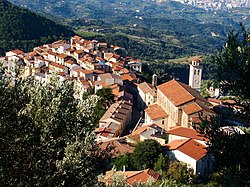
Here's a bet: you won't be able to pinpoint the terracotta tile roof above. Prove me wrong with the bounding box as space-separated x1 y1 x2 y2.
208 98 222 105
56 53 68 59
121 74 134 81
145 104 168 120
165 138 207 160
132 124 159 135
79 69 93 74
99 139 135 157
11 49 24 55
79 79 90 85
74 50 84 54
167 126 208 141
182 102 202 115
137 82 155 94
157 80 209 107
107 84 120 96
177 139 207 161
157 80 195 106
104 169 160 185
164 139 190 150
72 35 82 40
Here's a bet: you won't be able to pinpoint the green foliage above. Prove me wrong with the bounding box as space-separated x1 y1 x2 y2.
112 153 135 171
166 161 194 185
0 75 106 186
214 25 250 111
0 0 74 55
142 62 189 84
96 87 115 109
193 116 250 186
133 140 163 170
153 154 169 175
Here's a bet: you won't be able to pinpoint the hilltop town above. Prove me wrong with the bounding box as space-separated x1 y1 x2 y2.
165 0 250 10
0 36 249 186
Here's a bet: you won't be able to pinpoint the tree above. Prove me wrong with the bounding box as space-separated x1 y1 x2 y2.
112 153 135 171
96 87 115 109
214 24 250 112
193 116 250 186
133 140 163 170
153 153 169 175
166 161 194 185
0 74 106 186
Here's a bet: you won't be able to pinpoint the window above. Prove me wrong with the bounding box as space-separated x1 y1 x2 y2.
162 118 165 125
198 70 200 75
194 70 196 75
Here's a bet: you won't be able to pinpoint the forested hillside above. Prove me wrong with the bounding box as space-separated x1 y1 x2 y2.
0 0 74 55
9 0 250 60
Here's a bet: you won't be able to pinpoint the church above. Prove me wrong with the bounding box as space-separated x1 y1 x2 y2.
144 58 214 130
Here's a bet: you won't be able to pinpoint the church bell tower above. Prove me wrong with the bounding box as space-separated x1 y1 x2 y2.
189 58 202 91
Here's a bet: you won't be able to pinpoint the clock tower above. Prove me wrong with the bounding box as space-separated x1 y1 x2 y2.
189 58 202 91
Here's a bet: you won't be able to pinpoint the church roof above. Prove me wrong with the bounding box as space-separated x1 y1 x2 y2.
157 80 208 107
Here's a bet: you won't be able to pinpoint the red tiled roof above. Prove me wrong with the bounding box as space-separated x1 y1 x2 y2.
178 139 207 161
208 98 221 105
165 139 207 161
126 169 160 185
56 53 68 59
132 124 160 136
121 74 134 81
72 35 82 40
145 104 168 120
99 139 135 157
167 126 208 141
157 80 195 106
164 139 190 150
157 80 209 107
182 102 202 115
10 49 24 55
104 169 160 186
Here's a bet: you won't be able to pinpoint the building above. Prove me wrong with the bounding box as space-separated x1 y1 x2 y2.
145 79 214 130
97 100 133 140
189 58 202 91
127 124 167 145
167 126 209 146
144 104 168 128
136 82 157 110
103 169 161 186
165 138 212 175
98 137 135 157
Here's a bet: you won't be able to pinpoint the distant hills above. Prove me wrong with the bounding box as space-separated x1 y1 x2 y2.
0 0 74 55
4 0 250 60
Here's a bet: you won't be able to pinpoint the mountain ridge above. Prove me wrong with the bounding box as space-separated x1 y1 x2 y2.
0 0 74 55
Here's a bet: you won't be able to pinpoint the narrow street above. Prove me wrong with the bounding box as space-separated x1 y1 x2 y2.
121 106 142 136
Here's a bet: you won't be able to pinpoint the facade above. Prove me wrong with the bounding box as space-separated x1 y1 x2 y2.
145 80 214 130
167 126 209 146
97 100 133 140
166 139 211 175
137 82 157 110
189 58 202 91
128 124 167 145
144 104 168 129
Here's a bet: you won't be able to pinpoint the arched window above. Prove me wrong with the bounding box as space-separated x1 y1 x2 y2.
194 70 196 75
198 70 200 75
